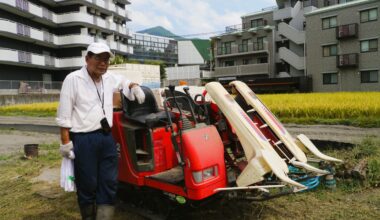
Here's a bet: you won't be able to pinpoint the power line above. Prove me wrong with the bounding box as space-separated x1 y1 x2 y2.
136 29 228 39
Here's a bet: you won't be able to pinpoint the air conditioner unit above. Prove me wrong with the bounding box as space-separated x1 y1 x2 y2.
114 35 119 41
89 8 95 14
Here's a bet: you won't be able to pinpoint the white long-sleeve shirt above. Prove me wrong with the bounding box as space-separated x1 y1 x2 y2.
56 66 131 132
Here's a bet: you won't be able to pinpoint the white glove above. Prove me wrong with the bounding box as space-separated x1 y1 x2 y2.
131 86 145 104
122 81 135 101
60 141 74 159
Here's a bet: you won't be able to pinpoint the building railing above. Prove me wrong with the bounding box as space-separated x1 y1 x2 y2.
0 80 63 94
336 23 358 39
225 20 268 33
216 42 266 56
303 0 319 8
337 53 358 68
214 63 269 77
217 46 232 55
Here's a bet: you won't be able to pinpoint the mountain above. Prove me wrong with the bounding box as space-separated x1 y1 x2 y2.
137 26 185 40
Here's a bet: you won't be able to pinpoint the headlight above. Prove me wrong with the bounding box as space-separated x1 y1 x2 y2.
192 166 218 183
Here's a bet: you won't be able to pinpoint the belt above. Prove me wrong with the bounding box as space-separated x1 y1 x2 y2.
70 129 110 135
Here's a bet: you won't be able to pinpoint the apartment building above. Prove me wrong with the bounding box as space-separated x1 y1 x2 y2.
306 0 380 92
211 8 276 83
0 0 133 84
211 0 374 92
128 32 178 66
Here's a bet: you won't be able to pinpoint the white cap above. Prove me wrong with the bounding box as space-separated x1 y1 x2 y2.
86 42 114 58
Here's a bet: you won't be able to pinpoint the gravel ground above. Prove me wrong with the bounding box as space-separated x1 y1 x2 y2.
285 124 380 144
0 129 59 155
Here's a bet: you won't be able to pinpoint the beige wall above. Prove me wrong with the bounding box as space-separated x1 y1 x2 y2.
306 1 380 92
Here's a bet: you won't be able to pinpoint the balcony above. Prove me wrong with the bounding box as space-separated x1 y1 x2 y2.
337 53 358 68
0 19 130 53
215 42 268 58
0 0 130 36
336 23 358 40
0 47 84 69
213 63 269 77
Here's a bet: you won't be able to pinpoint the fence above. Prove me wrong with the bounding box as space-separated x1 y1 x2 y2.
0 80 63 95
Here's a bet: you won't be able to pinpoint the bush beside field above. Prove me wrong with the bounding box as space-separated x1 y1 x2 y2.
0 92 379 127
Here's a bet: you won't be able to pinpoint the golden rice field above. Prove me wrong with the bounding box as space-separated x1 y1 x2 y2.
0 92 379 127
0 102 58 117
259 92 380 127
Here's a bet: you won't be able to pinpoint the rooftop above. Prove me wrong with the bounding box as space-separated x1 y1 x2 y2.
241 6 277 18
305 0 376 16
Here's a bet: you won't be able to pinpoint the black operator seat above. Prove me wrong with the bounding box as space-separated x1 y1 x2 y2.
122 86 174 128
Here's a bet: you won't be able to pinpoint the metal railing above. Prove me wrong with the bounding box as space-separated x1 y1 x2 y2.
225 20 268 33
303 0 319 8
0 80 63 94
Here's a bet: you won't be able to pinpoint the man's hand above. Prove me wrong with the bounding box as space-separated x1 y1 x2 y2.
60 141 74 158
131 86 145 104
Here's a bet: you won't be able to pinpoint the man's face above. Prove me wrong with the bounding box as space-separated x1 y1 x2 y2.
85 52 111 77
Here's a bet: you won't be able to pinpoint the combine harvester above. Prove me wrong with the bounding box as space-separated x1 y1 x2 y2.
112 81 342 216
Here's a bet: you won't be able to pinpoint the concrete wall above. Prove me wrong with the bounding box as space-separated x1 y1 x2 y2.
306 0 380 92
0 94 60 106
178 41 204 65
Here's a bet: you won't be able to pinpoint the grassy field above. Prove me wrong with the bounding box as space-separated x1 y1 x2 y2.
0 139 379 219
0 92 379 127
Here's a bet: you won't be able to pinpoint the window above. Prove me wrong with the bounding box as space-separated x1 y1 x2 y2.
239 39 249 52
360 8 378 23
256 37 266 50
224 60 235 67
361 39 378 52
242 59 250 65
323 44 338 57
258 57 268 64
251 19 264 28
324 0 335 7
361 70 378 83
322 16 337 29
219 41 232 54
323 73 338 84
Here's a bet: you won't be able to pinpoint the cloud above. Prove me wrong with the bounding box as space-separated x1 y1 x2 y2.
128 0 277 38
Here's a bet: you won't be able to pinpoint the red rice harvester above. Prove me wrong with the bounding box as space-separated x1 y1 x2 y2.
111 82 341 205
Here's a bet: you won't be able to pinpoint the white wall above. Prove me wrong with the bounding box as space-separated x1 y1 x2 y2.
165 65 200 80
178 41 204 65
108 63 160 88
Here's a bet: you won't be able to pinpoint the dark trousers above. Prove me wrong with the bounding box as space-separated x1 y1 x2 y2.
71 130 118 207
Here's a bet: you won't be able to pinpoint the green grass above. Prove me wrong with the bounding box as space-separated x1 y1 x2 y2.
1 139 380 219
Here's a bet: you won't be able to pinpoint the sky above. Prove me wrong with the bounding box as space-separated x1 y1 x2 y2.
128 0 277 38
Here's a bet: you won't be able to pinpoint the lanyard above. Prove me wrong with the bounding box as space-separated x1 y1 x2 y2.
92 77 106 115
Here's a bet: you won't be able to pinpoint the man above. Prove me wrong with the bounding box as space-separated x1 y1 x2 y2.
56 42 145 220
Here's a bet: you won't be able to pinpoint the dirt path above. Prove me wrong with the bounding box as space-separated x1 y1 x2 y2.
285 124 380 144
